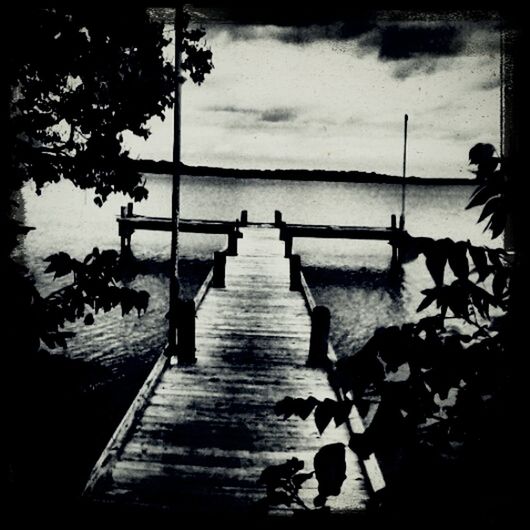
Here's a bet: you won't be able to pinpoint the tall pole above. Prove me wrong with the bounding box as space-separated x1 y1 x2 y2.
166 6 182 358
399 114 408 230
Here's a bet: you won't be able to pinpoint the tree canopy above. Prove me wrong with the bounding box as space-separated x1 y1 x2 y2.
5 7 213 358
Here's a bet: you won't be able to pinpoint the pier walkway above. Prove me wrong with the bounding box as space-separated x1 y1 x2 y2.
83 226 383 517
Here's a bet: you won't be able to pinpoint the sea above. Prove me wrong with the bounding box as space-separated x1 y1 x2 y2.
16 173 500 379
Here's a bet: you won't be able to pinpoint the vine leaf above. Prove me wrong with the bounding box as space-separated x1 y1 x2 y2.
314 399 336 434
417 288 438 312
468 244 490 282
333 400 354 427
313 443 346 506
448 241 469 279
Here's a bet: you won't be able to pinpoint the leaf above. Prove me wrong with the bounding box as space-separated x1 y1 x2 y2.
333 400 354 427
292 471 314 489
489 209 507 239
468 244 490 282
424 239 451 287
466 185 496 210
348 433 373 460
292 397 320 420
314 399 336 434
258 458 304 488
417 288 437 312
468 143 495 165
274 397 296 420
44 251 73 279
135 290 150 316
478 196 501 223
313 443 346 499
448 241 469 279
492 269 508 300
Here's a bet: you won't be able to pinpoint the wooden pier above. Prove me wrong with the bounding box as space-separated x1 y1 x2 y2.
83 225 384 518
117 202 242 257
275 211 406 265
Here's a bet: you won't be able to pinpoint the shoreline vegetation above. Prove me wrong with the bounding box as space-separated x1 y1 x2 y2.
134 159 477 185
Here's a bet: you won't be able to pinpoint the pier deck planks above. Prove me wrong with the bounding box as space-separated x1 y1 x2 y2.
84 227 370 516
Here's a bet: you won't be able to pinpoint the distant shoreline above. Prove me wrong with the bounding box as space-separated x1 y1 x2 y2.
132 159 477 186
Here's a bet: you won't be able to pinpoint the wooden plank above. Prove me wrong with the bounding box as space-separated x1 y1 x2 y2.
118 216 238 234
193 267 213 309
83 353 169 495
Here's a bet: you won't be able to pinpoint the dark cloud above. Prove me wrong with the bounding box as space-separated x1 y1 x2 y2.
275 20 376 44
261 108 297 122
376 25 464 59
206 105 298 124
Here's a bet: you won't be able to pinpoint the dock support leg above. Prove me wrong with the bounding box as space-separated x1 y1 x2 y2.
213 251 226 288
177 298 196 365
119 204 135 262
274 210 282 227
227 231 239 256
308 306 331 368
390 214 401 269
284 234 292 258
119 225 134 262
240 210 248 227
290 254 302 291
279 222 286 241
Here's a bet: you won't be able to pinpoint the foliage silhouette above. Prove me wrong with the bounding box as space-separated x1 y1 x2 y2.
6 7 213 354
5 6 213 504
268 143 513 517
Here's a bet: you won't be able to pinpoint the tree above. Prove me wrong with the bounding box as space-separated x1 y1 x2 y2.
4 6 212 505
6 6 213 360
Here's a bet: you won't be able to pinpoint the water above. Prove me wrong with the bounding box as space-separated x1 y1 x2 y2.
17 174 498 373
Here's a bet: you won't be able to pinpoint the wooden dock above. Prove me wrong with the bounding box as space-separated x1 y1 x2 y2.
83 226 383 518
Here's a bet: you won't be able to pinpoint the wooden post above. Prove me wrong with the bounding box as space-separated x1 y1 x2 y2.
227 230 238 256
284 234 292 258
177 298 196 365
290 254 302 291
274 210 282 227
212 251 226 288
127 202 133 217
308 306 330 368
118 221 133 261
390 214 399 266
279 222 286 241
240 210 248 227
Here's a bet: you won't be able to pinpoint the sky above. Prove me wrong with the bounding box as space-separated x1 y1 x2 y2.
124 9 501 179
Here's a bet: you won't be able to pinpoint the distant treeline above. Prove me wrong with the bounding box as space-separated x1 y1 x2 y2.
132 159 477 185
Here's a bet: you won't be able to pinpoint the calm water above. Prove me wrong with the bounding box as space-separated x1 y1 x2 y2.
17 174 498 374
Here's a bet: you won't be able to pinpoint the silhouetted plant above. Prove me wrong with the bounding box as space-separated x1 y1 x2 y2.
6 7 213 354
267 143 512 515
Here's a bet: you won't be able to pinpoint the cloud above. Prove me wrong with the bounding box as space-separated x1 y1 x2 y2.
260 107 298 122
204 104 300 127
207 104 260 114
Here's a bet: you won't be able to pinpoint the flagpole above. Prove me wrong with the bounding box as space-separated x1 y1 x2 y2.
400 114 408 230
166 5 182 358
